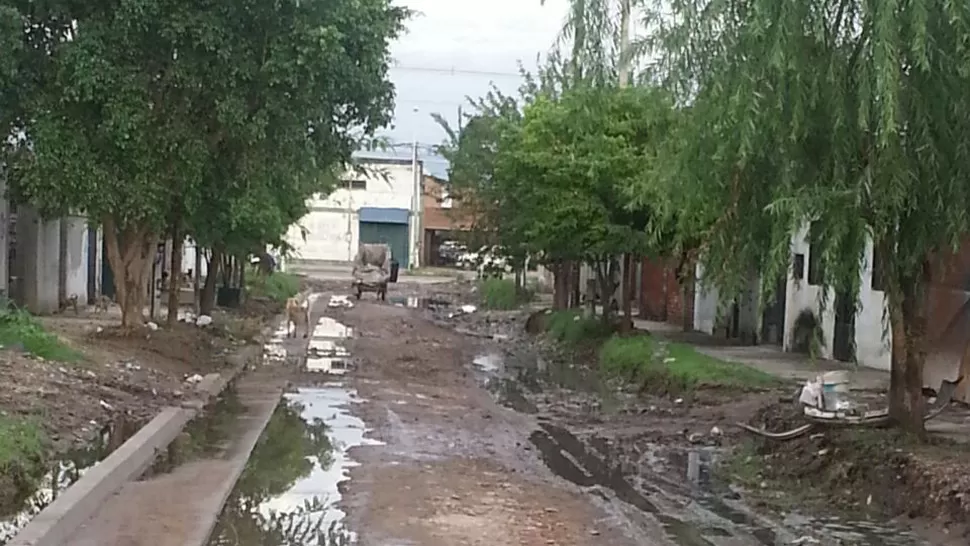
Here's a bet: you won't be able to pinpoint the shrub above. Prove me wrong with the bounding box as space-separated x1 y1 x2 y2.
0 303 82 361
478 278 533 310
248 272 300 303
545 310 613 345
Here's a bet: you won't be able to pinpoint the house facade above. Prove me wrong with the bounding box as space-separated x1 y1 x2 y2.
286 157 422 268
420 174 474 266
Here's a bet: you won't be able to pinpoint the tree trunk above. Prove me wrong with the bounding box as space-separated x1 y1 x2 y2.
570 261 581 308
102 216 155 328
193 246 202 315
595 258 614 324
620 253 634 332
200 246 223 315
552 261 568 310
238 254 247 304
887 272 928 437
166 224 183 326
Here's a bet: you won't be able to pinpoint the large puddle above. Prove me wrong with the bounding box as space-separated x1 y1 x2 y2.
0 416 143 543
209 314 378 545
207 386 380 545
473 348 935 546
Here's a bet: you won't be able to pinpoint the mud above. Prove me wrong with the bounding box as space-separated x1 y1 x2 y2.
206 278 967 545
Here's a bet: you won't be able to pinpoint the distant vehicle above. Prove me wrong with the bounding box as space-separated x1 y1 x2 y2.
456 245 512 278
437 240 467 265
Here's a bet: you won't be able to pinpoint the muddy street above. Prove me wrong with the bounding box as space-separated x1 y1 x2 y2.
207 279 957 546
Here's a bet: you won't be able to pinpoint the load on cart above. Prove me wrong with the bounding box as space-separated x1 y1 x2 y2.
352 243 396 300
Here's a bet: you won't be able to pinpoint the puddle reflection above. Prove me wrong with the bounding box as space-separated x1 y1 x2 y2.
208 386 381 545
0 417 143 543
306 317 353 374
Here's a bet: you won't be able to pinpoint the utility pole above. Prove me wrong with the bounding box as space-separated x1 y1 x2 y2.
410 107 421 269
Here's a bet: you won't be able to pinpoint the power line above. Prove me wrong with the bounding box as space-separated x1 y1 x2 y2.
390 65 524 78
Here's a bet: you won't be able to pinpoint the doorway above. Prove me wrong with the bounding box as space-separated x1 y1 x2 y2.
832 290 856 362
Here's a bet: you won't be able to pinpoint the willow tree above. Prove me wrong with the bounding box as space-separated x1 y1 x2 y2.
648 0 970 435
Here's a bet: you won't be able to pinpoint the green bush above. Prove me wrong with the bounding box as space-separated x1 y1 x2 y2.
479 278 517 310
599 335 778 391
545 310 613 345
0 305 82 361
0 415 46 511
248 272 300 303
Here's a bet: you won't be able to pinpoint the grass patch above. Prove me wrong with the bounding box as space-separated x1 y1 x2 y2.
0 306 83 361
247 272 300 303
545 310 614 345
599 334 778 392
478 278 534 310
0 415 47 513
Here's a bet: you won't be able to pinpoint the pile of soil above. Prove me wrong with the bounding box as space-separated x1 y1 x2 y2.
741 401 970 529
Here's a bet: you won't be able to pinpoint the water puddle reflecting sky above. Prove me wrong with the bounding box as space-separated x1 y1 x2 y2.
306 317 353 374
208 386 382 545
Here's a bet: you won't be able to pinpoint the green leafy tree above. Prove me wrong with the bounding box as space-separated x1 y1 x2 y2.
1 0 405 327
494 85 674 320
648 0 970 435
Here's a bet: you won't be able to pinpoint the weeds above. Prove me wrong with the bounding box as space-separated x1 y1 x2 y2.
599 335 778 392
0 415 47 512
0 302 82 361
248 272 300 303
478 278 533 310
545 310 614 345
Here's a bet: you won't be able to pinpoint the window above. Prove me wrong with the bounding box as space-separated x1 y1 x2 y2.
871 245 885 291
792 253 805 280
346 179 366 190
807 222 825 285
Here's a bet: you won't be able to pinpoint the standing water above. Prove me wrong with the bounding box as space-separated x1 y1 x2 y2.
209 314 381 545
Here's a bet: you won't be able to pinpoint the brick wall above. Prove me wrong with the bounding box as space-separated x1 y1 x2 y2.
422 176 474 231
640 257 695 329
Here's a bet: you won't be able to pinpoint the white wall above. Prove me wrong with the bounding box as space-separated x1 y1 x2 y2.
783 222 891 370
693 263 719 335
288 161 420 265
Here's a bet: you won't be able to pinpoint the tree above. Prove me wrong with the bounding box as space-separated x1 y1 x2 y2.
648 0 970 435
2 0 406 327
494 85 674 321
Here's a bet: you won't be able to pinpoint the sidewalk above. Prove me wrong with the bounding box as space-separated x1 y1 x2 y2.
633 319 890 391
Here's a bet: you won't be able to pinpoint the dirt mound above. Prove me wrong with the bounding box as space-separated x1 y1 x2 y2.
744 402 970 529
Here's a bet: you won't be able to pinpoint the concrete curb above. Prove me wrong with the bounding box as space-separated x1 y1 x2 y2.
7 348 254 546
185 379 286 546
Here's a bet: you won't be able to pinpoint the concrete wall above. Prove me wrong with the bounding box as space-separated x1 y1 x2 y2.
16 207 60 314
783 222 891 370
60 215 89 301
287 160 421 267
693 264 719 335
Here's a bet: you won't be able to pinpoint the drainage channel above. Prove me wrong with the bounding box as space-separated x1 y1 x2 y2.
0 416 145 543
473 349 934 546
208 312 379 545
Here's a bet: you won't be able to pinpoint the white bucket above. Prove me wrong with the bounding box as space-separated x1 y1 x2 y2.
821 371 850 410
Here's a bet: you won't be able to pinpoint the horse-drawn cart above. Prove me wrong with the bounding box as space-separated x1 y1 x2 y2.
352 243 392 300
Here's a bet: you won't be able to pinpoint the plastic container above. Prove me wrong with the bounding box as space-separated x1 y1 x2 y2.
821 370 850 411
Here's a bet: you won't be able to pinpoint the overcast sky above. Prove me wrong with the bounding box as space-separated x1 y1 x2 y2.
376 0 567 171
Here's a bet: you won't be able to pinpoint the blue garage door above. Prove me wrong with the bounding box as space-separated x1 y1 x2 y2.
358 207 410 266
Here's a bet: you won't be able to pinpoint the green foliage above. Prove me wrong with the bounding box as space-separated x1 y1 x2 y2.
493 85 674 263
477 278 533 310
545 310 613 345
647 0 970 428
247 272 301 304
599 335 778 392
0 415 46 513
0 305 82 362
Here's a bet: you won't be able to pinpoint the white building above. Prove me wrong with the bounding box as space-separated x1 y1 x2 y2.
690 221 891 370
286 156 422 268
782 222 890 370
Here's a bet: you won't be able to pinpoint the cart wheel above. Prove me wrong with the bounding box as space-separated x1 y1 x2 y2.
380 289 386 301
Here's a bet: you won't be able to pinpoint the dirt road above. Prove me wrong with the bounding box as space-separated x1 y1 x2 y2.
280 279 956 546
